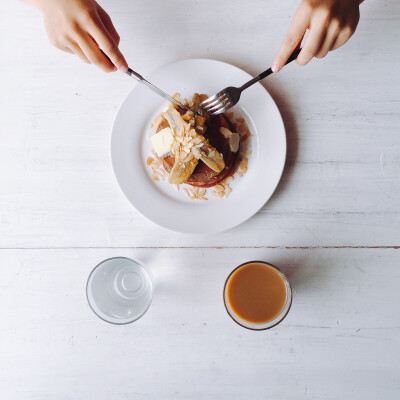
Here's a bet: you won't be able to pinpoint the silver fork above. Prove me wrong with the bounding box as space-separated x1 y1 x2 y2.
200 48 301 116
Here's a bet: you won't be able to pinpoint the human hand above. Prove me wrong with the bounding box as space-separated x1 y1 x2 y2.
272 0 361 72
28 0 128 72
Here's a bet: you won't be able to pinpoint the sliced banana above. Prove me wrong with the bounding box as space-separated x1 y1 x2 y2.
169 158 198 184
200 144 225 173
163 106 187 137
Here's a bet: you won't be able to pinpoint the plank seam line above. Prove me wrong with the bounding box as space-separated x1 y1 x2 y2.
0 246 399 250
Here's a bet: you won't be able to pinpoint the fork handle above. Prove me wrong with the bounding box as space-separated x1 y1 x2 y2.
240 48 302 91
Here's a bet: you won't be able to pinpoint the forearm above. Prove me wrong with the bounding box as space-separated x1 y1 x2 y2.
24 0 44 8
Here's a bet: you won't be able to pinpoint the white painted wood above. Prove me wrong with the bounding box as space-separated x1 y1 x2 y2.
0 248 399 399
1 0 400 247
1 1 400 398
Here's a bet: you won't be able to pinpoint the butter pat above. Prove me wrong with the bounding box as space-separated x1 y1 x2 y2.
150 128 174 157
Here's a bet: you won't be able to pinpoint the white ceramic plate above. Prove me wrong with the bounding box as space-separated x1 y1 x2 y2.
111 59 286 234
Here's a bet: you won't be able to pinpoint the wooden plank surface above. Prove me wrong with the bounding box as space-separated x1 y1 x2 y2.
1 0 400 399
1 0 399 248
0 248 399 399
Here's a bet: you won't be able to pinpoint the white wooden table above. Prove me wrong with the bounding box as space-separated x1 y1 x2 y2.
1 1 400 399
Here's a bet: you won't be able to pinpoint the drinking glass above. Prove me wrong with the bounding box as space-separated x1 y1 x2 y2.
86 257 153 325
223 261 292 330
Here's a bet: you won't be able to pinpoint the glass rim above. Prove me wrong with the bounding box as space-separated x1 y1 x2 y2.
223 261 292 331
86 256 153 325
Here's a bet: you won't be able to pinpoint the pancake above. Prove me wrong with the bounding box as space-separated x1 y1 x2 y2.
158 114 239 188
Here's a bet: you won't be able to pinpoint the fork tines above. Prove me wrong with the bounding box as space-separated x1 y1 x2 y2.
199 91 232 116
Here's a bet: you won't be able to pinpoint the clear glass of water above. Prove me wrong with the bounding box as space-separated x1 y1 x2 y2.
86 257 153 325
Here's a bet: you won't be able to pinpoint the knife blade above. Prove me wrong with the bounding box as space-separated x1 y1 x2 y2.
125 68 191 113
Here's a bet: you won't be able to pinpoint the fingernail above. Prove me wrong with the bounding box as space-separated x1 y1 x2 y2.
271 63 280 73
118 65 128 72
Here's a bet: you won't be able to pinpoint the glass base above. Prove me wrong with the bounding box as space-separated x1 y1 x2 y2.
86 257 153 325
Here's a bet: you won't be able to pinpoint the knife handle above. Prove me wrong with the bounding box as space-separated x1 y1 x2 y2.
125 68 144 82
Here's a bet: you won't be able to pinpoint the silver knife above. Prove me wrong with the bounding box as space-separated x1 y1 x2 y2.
125 68 191 112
